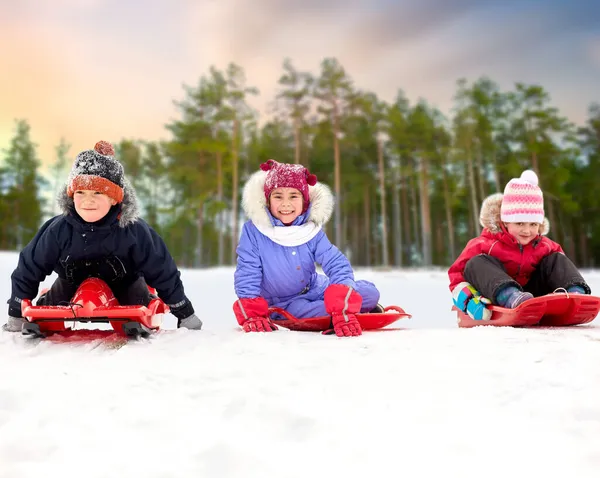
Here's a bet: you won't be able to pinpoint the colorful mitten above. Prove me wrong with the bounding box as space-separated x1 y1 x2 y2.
452 282 492 321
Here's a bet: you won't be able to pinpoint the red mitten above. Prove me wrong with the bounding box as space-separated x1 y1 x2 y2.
233 297 278 333
324 284 363 337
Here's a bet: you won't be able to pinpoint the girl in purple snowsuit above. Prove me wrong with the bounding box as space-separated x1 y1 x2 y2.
233 160 380 337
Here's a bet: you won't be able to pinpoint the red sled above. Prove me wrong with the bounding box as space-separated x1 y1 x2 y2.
453 293 600 328
20 277 169 339
267 305 411 332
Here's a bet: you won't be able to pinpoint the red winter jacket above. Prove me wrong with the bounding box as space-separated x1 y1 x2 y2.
448 193 564 291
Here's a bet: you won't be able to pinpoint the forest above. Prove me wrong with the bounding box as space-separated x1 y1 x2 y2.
1 58 599 268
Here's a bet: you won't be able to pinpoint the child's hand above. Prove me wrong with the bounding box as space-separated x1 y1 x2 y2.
324 284 363 337
233 297 278 333
178 313 202 330
452 282 492 321
465 295 492 320
242 317 278 333
2 316 26 332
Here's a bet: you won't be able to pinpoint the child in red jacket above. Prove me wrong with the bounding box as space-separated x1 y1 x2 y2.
448 170 590 321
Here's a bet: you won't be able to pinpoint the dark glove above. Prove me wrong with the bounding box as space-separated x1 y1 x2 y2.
169 299 196 324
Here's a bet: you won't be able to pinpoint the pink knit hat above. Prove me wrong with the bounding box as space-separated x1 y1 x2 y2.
261 160 317 212
500 170 544 223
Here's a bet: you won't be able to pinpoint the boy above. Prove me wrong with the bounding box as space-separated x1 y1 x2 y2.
4 141 201 332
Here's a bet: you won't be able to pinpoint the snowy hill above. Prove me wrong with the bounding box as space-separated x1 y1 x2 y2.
1 251 599 478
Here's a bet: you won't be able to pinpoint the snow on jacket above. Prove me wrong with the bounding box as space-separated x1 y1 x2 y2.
9 180 191 315
234 168 356 305
448 193 564 291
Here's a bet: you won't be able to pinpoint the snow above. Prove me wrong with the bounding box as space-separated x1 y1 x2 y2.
1 250 600 478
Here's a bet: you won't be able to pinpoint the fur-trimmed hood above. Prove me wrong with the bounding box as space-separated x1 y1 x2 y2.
480 193 550 236
57 177 140 228
241 168 334 229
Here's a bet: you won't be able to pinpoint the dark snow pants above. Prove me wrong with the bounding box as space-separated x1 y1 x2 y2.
463 252 591 304
36 276 153 307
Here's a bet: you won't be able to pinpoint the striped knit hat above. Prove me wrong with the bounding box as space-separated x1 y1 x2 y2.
500 170 544 223
67 141 125 204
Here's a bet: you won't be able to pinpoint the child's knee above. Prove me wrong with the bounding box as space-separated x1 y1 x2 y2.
465 254 503 273
355 281 380 309
119 277 152 305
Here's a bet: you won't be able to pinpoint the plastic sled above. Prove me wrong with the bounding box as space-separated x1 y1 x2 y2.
453 293 600 328
20 277 169 339
268 305 411 332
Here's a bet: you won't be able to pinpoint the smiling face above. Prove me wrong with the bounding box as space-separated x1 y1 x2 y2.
73 190 117 223
268 187 304 225
505 222 541 245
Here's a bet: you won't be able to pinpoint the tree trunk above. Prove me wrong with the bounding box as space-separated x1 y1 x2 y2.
217 151 224 266
475 141 486 202
364 185 371 267
231 118 240 264
410 159 421 264
342 207 349 258
371 189 379 264
377 137 389 266
401 170 411 266
434 208 443 265
531 149 539 174
352 210 359 265
294 117 301 165
196 201 204 268
392 163 402 267
546 198 559 244
418 154 432 266
333 101 342 248
466 141 480 234
491 148 501 192
442 164 456 263
578 221 588 267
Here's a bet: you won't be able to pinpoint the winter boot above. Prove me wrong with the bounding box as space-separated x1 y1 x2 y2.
369 304 385 313
496 286 533 309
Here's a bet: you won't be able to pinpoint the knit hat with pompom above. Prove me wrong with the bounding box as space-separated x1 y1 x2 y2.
500 170 544 224
261 159 317 213
67 141 124 204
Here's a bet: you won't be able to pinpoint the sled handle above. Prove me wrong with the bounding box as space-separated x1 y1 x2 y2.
384 305 408 315
268 307 299 321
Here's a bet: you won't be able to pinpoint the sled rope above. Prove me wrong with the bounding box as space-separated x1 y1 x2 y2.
553 287 569 298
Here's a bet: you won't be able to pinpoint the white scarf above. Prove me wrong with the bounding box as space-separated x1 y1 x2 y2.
254 222 322 247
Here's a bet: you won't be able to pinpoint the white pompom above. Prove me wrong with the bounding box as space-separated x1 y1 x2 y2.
520 169 538 186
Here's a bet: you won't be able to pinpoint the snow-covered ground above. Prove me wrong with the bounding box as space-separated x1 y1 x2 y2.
1 250 600 478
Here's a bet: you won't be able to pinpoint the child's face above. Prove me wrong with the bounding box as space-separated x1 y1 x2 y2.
73 190 117 223
505 222 540 245
268 187 304 225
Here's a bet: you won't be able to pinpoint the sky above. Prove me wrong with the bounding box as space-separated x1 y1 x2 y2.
1 0 599 172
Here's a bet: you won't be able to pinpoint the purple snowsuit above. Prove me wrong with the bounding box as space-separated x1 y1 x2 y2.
234 170 380 318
